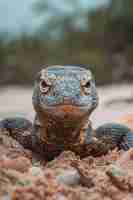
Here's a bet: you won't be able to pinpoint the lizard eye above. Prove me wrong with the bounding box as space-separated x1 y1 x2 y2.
83 81 91 94
40 80 51 94
81 78 91 95
84 81 91 88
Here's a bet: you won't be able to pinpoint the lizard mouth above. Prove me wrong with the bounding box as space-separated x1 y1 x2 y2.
40 104 90 121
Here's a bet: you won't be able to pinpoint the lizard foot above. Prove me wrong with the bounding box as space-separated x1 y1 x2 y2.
0 117 32 149
95 123 133 151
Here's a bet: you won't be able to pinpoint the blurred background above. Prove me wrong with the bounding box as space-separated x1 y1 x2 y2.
0 0 133 126
0 0 133 85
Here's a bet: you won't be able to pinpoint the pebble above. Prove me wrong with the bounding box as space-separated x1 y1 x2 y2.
56 168 80 186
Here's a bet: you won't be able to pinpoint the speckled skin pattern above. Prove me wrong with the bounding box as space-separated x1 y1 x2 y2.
32 66 98 158
0 65 133 160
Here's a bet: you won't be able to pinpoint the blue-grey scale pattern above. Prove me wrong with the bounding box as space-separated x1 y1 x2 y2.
0 117 32 130
33 66 98 112
95 123 133 150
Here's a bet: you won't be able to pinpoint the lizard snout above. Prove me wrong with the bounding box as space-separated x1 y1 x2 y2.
63 97 73 105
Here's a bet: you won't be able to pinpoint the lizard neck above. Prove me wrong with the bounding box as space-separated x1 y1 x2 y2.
35 115 92 146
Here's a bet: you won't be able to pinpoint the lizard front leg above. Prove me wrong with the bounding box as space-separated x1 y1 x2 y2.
0 117 32 149
95 123 133 151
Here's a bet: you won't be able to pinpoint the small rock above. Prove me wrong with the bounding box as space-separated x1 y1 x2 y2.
29 166 43 176
56 168 80 186
0 156 31 173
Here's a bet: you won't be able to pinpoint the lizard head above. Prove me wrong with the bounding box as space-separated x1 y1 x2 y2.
32 65 98 124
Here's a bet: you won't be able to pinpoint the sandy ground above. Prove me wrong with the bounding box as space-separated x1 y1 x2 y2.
0 84 133 128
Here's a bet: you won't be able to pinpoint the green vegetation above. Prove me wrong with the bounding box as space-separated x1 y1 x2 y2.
0 0 133 85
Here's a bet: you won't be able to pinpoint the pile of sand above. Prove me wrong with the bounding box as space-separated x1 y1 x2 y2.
0 130 133 200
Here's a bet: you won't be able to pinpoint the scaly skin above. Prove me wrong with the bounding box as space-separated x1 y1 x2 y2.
0 65 133 160
32 65 98 158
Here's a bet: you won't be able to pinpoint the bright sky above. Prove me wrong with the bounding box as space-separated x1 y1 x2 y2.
0 0 109 34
